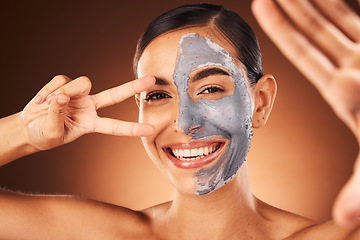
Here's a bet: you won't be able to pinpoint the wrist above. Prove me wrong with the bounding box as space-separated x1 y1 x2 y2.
0 112 39 165
16 112 39 155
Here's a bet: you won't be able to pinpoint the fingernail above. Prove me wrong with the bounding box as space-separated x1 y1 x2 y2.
34 95 42 104
57 97 68 105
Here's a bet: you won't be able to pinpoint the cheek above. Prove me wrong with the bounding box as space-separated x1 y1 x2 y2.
139 103 172 130
138 101 178 148
139 113 164 167
198 97 249 134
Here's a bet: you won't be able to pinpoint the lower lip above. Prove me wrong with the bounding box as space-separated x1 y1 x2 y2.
164 143 226 169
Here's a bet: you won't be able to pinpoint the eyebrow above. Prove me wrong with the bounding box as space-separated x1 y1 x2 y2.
154 77 170 85
153 67 231 85
191 67 231 82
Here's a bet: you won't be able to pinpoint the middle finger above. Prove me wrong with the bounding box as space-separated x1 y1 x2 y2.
277 0 354 65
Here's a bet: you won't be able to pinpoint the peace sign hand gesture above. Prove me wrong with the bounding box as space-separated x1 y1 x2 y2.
22 75 155 151
252 0 360 227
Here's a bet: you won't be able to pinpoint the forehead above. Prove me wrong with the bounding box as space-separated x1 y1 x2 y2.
137 28 241 78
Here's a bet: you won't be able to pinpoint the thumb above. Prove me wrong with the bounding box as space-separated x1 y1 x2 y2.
43 93 70 141
333 154 360 227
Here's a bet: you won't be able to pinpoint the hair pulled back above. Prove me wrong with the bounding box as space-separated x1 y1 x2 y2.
133 3 263 85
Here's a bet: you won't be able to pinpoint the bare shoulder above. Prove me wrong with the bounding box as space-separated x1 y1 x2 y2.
50 195 156 239
43 195 159 240
286 220 360 240
0 190 157 240
255 199 316 239
257 199 360 239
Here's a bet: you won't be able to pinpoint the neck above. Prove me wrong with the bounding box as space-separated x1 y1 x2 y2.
163 163 267 240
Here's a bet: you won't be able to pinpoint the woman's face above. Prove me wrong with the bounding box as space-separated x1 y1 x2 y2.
137 29 253 196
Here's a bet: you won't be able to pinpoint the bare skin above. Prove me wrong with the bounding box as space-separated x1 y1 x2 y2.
0 0 360 239
251 0 360 227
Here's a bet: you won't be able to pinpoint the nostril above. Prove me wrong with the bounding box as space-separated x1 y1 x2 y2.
188 124 202 135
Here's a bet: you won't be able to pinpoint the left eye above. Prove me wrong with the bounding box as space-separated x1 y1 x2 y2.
199 86 224 95
144 91 171 101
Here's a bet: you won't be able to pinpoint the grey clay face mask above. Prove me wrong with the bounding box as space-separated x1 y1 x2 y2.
173 33 253 195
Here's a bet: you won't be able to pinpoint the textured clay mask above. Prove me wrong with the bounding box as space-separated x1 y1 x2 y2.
173 33 253 195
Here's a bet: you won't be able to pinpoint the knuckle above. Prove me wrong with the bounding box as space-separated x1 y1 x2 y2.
92 95 100 110
53 75 70 85
109 88 119 103
331 0 349 16
132 80 141 94
78 76 92 87
132 124 139 136
39 75 70 97
77 76 92 94
281 0 296 3
302 12 324 34
41 86 50 95
288 39 309 60
112 122 120 135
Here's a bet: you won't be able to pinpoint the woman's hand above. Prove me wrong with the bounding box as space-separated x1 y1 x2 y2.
251 0 360 226
21 75 155 151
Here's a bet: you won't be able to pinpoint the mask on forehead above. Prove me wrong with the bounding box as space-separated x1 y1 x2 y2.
173 33 253 195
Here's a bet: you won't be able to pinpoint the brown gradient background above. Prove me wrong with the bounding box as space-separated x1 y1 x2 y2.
0 0 359 222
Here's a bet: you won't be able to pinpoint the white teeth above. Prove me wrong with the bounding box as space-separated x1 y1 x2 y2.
174 149 179 157
170 144 221 161
204 147 209 155
198 148 203 156
179 149 184 157
190 148 197 157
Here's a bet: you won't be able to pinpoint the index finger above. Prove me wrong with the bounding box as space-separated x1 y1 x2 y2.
92 76 155 110
251 0 335 89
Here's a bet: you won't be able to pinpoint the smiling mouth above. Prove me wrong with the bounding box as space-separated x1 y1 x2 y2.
163 142 225 169
170 143 221 160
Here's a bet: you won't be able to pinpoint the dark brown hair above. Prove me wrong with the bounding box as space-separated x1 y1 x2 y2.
133 3 263 85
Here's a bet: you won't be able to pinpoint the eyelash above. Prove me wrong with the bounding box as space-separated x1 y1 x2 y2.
198 86 224 95
144 85 224 101
144 91 171 101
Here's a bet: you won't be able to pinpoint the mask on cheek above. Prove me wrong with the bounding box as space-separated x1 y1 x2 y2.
173 33 253 195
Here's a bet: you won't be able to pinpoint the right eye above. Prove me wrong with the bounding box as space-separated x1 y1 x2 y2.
144 91 171 101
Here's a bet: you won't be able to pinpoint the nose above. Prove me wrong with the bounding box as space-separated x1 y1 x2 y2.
177 99 204 136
